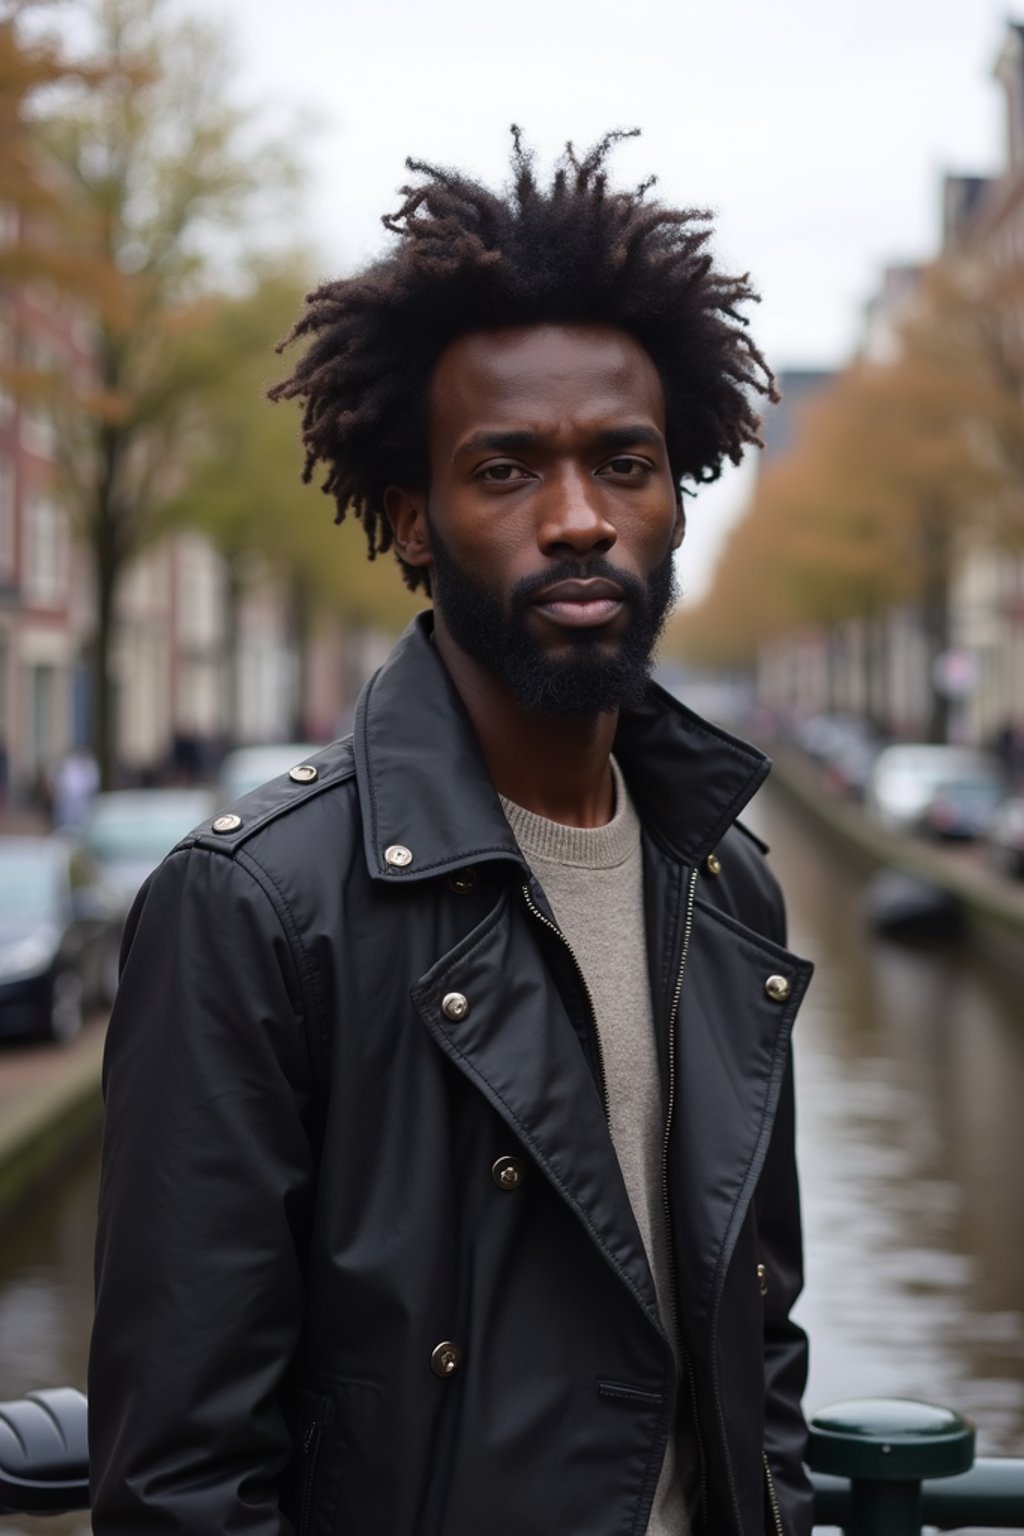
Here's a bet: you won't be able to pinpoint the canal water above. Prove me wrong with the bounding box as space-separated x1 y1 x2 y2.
0 781 1022 1534
747 785 1024 1455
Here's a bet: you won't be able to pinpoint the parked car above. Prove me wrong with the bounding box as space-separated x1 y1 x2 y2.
793 712 870 764
795 713 882 799
0 837 121 1045
80 788 217 912
865 745 1004 833
920 775 1005 841
216 743 322 803
820 732 882 800
986 796 1024 878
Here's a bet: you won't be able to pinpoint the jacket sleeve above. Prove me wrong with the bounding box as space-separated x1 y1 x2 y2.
89 845 318 1535
757 877 815 1536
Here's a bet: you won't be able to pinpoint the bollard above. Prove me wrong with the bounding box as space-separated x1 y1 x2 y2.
808 1397 976 1536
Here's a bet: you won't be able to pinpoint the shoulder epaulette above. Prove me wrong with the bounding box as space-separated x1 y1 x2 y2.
183 737 357 856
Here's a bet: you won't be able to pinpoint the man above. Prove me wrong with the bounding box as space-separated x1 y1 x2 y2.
90 131 814 1536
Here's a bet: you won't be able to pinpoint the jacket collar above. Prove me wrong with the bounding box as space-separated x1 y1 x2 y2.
355 611 770 884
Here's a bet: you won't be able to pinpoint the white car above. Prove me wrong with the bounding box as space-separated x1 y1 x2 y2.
865 744 1003 832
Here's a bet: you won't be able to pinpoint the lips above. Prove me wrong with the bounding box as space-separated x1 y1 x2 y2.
531 578 626 629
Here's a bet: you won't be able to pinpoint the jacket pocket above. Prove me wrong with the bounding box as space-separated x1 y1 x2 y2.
596 1379 665 1407
287 1388 335 1536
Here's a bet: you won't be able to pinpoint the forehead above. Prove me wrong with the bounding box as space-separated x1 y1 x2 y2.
428 324 666 445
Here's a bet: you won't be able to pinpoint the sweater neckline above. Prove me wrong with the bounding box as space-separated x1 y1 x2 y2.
499 758 640 869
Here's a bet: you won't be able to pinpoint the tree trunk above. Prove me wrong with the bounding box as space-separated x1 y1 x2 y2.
920 503 953 745
221 554 243 753
93 537 117 791
829 623 847 712
90 346 126 791
91 409 123 793
865 606 889 736
288 573 312 741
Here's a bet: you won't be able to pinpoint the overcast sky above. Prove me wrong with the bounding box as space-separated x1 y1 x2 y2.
207 0 1013 599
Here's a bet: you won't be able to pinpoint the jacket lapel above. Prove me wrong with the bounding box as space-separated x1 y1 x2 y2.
356 612 806 1344
669 898 812 1336
411 888 664 1334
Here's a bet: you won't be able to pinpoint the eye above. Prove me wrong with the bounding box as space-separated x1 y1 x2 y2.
476 462 532 483
602 456 651 478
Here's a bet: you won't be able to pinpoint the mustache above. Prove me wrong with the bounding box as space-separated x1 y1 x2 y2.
509 558 649 614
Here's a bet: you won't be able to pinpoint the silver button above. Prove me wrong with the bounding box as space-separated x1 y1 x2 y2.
492 1156 524 1190
765 974 791 1003
757 1262 768 1295
289 764 318 784
384 844 413 868
212 813 242 834
442 992 469 1021
705 852 722 876
430 1340 462 1377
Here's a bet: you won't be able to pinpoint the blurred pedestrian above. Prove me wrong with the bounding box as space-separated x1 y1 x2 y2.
51 746 98 830
994 716 1024 786
91 132 814 1536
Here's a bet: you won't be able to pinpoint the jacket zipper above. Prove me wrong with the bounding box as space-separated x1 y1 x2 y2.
299 1418 323 1536
523 871 707 1520
520 882 610 1118
660 868 707 1524
763 1451 785 1536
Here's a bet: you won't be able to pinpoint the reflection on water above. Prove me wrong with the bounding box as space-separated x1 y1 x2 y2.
0 1139 97 1536
0 1138 97 1397
0 781 1021 1536
747 787 1024 1454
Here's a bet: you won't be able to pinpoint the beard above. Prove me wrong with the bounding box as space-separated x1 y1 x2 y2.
428 526 679 717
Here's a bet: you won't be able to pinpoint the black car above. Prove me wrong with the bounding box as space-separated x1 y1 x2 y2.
0 837 121 1045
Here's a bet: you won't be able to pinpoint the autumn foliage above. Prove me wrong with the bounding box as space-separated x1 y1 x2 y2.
671 257 1022 696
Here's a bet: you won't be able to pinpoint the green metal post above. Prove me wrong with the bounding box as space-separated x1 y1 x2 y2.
846 1477 921 1536
808 1398 976 1536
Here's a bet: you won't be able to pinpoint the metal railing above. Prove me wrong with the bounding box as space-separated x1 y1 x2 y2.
1 1387 1023 1531
809 1397 1024 1534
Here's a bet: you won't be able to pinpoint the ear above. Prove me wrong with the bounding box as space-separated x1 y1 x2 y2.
384 485 433 574
671 497 686 549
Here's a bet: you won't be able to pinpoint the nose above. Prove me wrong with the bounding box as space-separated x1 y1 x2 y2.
537 467 617 558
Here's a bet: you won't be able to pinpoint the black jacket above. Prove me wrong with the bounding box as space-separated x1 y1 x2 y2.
90 613 814 1536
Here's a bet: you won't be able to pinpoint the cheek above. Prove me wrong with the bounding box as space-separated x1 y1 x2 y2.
621 501 682 563
442 503 534 570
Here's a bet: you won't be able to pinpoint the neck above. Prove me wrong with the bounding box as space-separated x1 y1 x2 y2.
433 618 617 828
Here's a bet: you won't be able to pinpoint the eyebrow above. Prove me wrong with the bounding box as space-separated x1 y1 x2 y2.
453 423 665 458
454 429 544 457
593 424 664 452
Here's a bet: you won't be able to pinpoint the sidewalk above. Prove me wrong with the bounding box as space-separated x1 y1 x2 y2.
0 1016 106 1225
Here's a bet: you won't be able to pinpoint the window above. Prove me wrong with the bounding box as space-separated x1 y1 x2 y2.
25 491 66 605
20 337 56 457
0 455 13 580
0 311 13 427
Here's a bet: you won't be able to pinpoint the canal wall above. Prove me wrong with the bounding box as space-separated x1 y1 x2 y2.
768 747 1024 971
0 1028 104 1228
